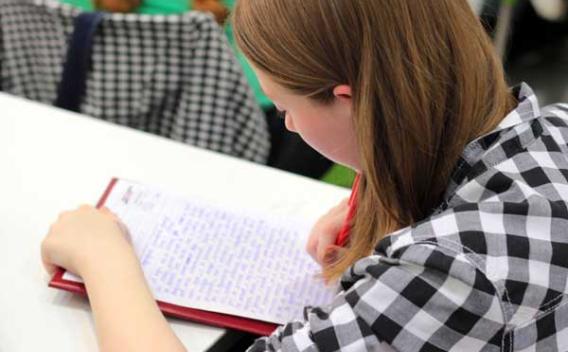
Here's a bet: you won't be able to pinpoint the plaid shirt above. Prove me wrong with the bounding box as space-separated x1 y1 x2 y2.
250 84 568 351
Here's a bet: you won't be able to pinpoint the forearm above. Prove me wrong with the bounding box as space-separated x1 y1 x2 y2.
81 246 186 352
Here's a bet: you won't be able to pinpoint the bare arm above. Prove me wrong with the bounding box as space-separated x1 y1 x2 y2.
42 206 186 352
82 244 186 352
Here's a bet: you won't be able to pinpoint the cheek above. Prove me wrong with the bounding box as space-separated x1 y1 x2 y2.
294 114 360 170
284 114 297 132
295 116 339 155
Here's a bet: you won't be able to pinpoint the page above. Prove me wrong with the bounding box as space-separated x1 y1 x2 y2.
64 179 338 324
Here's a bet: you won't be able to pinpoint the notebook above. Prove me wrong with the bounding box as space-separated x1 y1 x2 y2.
49 178 338 336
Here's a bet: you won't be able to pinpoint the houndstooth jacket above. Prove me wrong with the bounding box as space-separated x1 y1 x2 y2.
250 85 568 351
0 0 270 163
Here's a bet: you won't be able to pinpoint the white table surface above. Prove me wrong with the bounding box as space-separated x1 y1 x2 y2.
0 93 350 351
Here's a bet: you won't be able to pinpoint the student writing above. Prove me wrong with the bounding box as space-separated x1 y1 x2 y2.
41 0 568 350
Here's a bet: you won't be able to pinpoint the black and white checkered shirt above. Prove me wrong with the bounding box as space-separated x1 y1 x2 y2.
0 0 270 163
250 84 568 351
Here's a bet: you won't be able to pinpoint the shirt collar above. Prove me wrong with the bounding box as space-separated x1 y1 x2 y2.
376 84 545 257
497 83 541 130
461 83 540 164
437 83 542 212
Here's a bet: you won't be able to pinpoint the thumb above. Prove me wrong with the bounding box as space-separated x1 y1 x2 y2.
40 241 58 277
101 208 132 246
316 228 341 264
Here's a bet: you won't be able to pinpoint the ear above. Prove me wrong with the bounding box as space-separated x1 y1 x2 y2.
333 85 352 100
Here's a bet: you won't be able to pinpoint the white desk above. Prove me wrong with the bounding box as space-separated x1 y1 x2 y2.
0 93 349 351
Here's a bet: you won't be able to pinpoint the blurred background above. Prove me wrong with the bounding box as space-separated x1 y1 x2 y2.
476 0 568 105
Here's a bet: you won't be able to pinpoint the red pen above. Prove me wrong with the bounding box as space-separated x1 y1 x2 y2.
335 174 360 247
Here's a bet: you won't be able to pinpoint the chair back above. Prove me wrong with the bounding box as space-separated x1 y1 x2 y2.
0 0 270 163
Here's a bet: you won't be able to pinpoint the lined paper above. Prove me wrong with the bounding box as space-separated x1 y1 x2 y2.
64 179 337 324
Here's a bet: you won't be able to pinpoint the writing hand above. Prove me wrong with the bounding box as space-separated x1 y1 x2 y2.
41 205 133 278
306 198 350 266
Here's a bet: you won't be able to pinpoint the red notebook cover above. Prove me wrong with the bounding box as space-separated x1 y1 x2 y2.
49 178 278 336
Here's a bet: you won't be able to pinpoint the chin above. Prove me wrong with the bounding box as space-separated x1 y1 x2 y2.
301 137 360 172
325 156 359 173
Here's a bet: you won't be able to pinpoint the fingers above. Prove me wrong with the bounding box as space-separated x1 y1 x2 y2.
40 233 57 276
308 213 347 264
322 245 340 266
315 230 338 264
41 205 122 275
306 234 320 262
99 206 120 222
42 257 58 276
315 214 345 263
74 204 120 223
338 198 350 215
306 198 353 265
99 207 130 243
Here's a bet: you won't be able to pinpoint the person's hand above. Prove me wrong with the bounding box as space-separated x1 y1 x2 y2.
306 198 350 266
41 205 133 278
42 207 186 352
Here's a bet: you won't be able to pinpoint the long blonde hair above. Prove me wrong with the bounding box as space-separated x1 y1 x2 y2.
233 0 515 281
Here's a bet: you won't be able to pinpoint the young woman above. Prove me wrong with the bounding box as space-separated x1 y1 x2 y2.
41 0 568 350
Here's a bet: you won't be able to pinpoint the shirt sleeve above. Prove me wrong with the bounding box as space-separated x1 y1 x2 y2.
247 245 506 352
